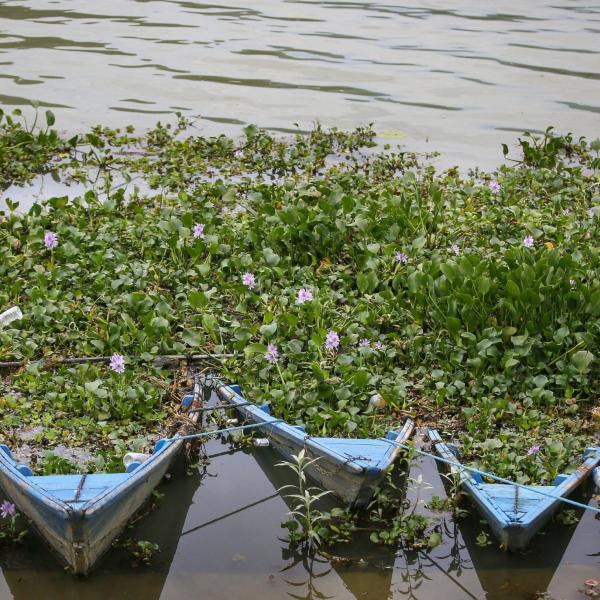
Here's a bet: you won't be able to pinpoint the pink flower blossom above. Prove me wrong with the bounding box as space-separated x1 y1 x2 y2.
44 231 58 250
488 179 500 193
193 223 205 239
297 288 313 304
395 252 408 264
265 343 279 363
109 353 125 374
0 500 16 519
527 445 540 456
325 331 340 350
242 272 256 288
523 235 534 248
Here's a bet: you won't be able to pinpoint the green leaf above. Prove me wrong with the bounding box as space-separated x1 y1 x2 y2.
446 316 461 335
263 247 281 266
45 110 55 127
259 322 277 337
202 314 219 336
150 316 169 331
188 290 206 308
506 279 521 299
181 329 202 347
571 350 594 372
357 270 378 294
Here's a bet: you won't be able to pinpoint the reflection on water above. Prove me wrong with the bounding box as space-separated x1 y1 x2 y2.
0 1 599 168
1 436 598 600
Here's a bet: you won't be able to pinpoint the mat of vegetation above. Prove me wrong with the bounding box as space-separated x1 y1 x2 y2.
1 108 599 485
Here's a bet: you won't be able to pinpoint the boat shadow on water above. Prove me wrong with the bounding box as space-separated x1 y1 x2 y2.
423 451 599 600
1 437 598 600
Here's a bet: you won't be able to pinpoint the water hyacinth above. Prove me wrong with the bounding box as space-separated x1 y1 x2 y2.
325 330 340 350
109 353 125 374
44 230 58 250
0 500 16 519
242 272 256 288
527 445 540 456
297 288 313 304
265 343 279 363
588 207 596 219
1 116 597 493
488 179 500 193
193 223 205 239
523 235 534 248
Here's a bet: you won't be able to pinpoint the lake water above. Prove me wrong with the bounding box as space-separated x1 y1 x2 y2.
0 0 599 169
1 437 599 600
1 1 600 598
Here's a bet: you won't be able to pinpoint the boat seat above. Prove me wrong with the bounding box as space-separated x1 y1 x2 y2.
481 483 557 519
30 473 131 508
309 438 395 469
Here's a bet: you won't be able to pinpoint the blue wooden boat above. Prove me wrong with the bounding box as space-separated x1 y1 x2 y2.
594 467 600 489
428 429 600 551
207 376 414 507
0 379 201 575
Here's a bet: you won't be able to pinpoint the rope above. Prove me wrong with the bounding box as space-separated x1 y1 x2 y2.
161 419 283 446
381 438 600 515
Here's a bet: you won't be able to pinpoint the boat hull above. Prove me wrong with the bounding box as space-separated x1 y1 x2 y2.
213 379 414 507
428 429 600 551
0 386 201 575
0 437 185 574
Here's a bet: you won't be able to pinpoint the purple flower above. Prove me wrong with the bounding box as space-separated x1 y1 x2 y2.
297 288 313 304
395 252 408 264
242 272 256 289
359 338 370 347
488 179 500 193
193 223 205 239
523 235 534 248
44 231 58 250
527 445 540 456
265 343 279 363
109 353 125 374
451 244 460 256
0 500 16 519
588 207 597 219
325 331 340 350
374 341 383 350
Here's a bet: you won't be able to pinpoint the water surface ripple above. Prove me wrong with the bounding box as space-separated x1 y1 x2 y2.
0 0 598 166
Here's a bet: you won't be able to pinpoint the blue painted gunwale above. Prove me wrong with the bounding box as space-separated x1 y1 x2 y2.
211 378 414 507
594 467 600 490
0 390 200 575
428 429 600 551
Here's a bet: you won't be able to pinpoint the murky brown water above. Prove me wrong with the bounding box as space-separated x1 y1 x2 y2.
0 1 599 168
1 2 600 597
1 438 598 600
